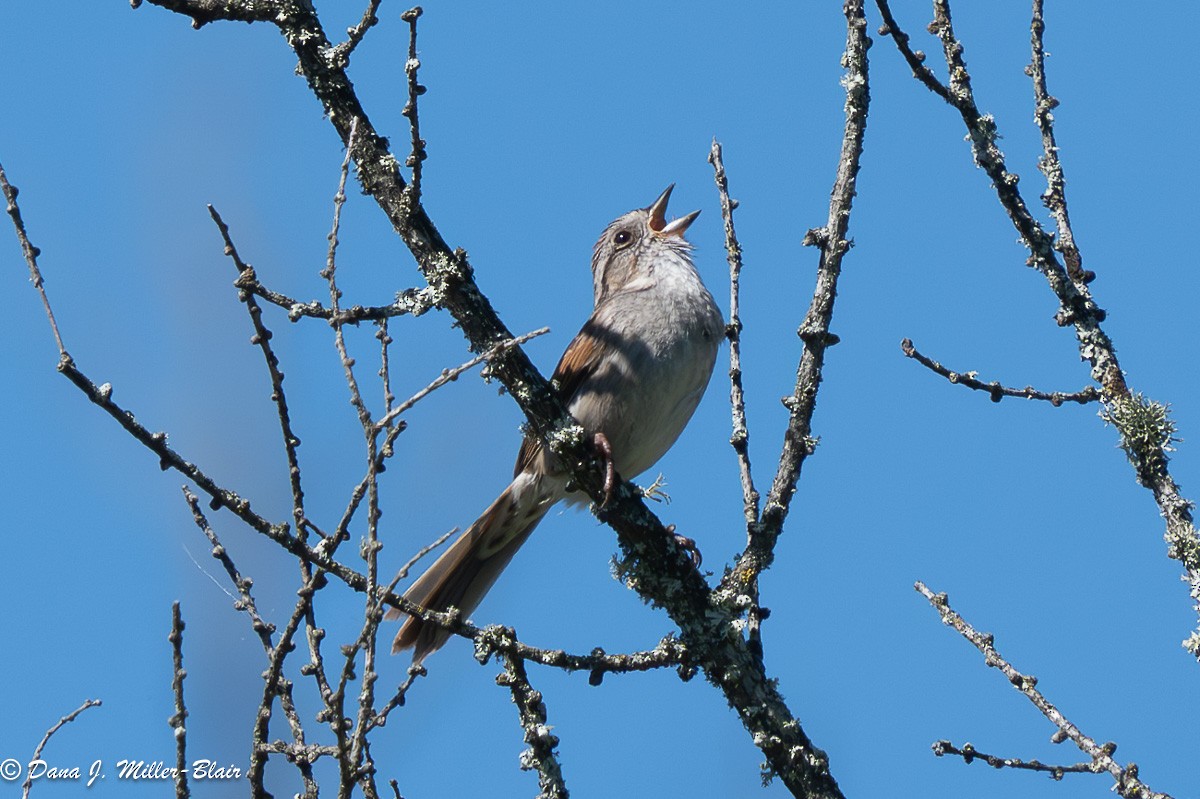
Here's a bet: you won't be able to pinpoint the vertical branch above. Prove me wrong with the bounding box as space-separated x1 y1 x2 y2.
320 119 387 798
400 7 427 204
708 138 768 657
325 119 374 431
497 654 569 799
708 140 760 529
377 318 396 416
169 602 190 799
1027 0 1084 286
720 0 871 596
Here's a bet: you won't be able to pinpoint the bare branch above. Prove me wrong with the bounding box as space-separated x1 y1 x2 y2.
761 0 869 546
873 3 951 101
377 319 396 415
473 627 691 682
707 139 759 529
22 699 102 799
1028 0 1087 288
901 338 1100 405
716 0 871 635
374 327 550 433
0 162 67 355
400 7 427 203
182 488 277 648
208 205 309 531
326 119 374 431
249 596 317 796
915 582 1172 799
169 603 190 799
182 488 318 794
329 0 382 66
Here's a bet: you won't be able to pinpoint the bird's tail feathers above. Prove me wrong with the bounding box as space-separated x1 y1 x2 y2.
390 473 554 663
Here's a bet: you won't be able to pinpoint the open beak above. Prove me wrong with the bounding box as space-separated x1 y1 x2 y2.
647 184 700 238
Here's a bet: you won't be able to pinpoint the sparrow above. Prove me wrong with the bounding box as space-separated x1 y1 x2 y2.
389 185 723 663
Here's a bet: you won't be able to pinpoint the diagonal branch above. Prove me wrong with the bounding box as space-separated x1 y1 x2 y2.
113 4 862 793
22 699 102 799
209 205 309 533
915 582 1172 799
876 0 1200 658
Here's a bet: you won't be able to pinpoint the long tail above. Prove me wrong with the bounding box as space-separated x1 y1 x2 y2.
390 472 554 664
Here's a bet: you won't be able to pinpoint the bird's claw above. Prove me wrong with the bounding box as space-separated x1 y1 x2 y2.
667 525 702 568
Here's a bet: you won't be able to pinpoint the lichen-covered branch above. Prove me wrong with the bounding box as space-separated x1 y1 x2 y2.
497 653 569 799
876 0 1200 657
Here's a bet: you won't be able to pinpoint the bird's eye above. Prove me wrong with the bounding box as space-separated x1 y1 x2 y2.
613 230 632 247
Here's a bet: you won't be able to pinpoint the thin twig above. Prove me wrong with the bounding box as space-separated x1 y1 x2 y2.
209 205 309 534
169 603 190 799
233 268 436 323
374 327 550 433
932 740 1100 780
378 318 396 416
183 488 319 794
367 528 455 727
22 699 102 799
873 4 952 101
901 338 1099 405
707 139 769 658
400 7 427 203
915 582 1172 799
473 629 691 685
249 597 317 797
327 327 549 570
1028 0 1088 289
329 0 382 66
707 140 760 528
326 118 374 431
497 653 569 799
183 488 276 648
0 162 67 357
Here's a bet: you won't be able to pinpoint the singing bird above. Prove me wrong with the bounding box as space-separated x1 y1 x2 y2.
389 185 723 663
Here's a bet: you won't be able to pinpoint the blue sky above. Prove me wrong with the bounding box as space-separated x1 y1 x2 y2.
1 3 1198 798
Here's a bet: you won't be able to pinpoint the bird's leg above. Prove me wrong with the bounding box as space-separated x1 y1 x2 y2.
593 431 616 507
